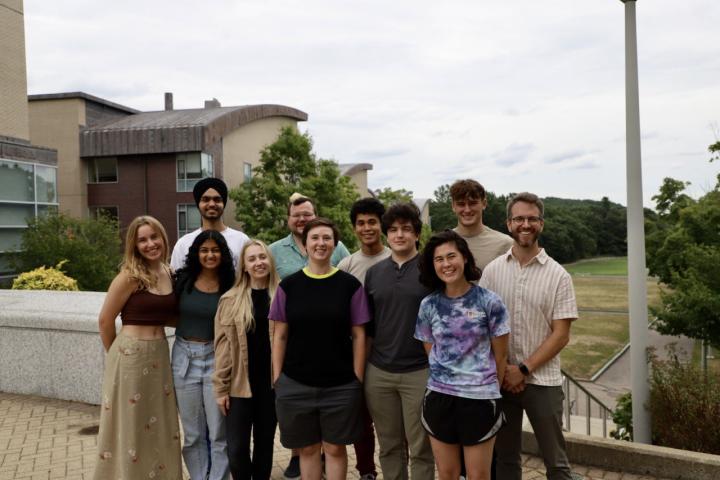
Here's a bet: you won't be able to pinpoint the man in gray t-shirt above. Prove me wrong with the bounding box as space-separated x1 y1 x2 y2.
364 203 434 480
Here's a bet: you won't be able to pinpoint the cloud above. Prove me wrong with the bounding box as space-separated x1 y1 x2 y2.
354 148 411 160
493 143 535 167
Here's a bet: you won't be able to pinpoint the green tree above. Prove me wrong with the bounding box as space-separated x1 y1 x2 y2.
374 187 413 206
229 127 360 249
13 212 121 291
428 184 455 232
647 146 720 347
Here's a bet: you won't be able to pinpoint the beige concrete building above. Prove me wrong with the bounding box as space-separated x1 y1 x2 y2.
28 93 137 218
340 163 373 198
0 0 30 141
0 0 59 282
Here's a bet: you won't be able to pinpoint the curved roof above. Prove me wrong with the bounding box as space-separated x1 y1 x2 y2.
80 104 307 157
339 163 373 176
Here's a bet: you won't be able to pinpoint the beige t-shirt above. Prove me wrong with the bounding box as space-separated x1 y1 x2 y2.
455 225 514 270
337 247 391 285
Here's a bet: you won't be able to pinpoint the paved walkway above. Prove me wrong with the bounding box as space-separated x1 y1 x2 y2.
0 392 668 480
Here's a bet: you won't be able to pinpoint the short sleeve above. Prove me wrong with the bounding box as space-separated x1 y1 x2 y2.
268 286 288 322
486 292 510 338
552 272 578 321
349 286 371 326
414 297 434 343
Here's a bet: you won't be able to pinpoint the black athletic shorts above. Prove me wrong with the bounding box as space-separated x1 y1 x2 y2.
421 389 505 445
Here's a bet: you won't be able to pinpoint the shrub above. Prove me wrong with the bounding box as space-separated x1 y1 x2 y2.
13 212 121 291
610 392 633 441
12 261 79 291
648 345 720 454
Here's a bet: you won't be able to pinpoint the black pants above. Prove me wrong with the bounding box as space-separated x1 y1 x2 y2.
227 388 277 480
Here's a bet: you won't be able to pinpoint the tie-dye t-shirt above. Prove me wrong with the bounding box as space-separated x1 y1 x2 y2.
415 285 510 399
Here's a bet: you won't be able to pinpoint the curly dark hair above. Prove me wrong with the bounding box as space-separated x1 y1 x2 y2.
174 230 235 295
381 202 422 236
350 197 385 225
419 230 481 291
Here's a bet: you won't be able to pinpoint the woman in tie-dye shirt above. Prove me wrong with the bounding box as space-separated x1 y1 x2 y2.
415 230 510 480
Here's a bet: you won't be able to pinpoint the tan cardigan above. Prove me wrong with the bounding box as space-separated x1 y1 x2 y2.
212 293 274 398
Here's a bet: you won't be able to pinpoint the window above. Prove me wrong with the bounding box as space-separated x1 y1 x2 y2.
35 165 57 203
88 157 118 183
177 204 201 238
244 162 252 183
90 206 119 222
0 160 34 202
177 153 213 192
0 204 35 226
0 228 24 252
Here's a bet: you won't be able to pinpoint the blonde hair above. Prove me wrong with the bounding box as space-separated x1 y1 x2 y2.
121 216 170 290
220 240 279 332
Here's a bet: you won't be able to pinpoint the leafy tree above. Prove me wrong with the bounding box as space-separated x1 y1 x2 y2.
428 184 455 232
13 212 121 291
647 146 720 347
374 187 413 206
230 127 360 249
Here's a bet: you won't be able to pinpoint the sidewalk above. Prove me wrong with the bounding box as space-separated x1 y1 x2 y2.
0 392 667 480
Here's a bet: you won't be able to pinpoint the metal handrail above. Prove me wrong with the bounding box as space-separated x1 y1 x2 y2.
561 369 615 438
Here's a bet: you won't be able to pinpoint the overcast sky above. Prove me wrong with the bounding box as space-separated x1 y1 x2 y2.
24 1 720 206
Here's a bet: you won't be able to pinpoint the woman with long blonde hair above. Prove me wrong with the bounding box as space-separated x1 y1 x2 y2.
94 216 182 480
213 239 280 480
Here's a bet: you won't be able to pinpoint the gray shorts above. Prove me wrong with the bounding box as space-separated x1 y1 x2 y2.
274 373 364 448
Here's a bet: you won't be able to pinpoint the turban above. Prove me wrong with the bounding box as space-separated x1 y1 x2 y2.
193 177 228 207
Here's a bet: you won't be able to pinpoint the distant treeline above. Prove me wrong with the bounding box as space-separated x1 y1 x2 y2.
430 188 631 264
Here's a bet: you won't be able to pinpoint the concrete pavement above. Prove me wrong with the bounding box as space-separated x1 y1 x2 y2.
0 391 671 480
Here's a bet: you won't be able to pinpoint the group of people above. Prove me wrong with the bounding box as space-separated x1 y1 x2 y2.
93 176 578 480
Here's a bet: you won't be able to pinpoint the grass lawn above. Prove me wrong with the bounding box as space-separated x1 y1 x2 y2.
557 261 664 379
561 312 629 379
572 276 663 312
564 256 628 276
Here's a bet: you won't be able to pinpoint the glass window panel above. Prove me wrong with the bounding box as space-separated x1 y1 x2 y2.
88 158 117 183
37 205 58 217
0 252 15 275
185 154 202 180
244 162 252 183
201 153 214 177
187 206 201 230
90 206 118 221
0 160 34 202
0 204 35 226
0 228 25 252
35 165 57 203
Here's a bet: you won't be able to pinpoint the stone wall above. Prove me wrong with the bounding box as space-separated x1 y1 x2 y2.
0 290 174 405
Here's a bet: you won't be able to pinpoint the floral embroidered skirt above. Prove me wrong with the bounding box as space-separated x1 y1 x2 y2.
94 332 182 479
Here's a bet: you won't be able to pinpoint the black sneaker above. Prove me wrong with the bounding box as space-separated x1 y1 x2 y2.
284 455 301 479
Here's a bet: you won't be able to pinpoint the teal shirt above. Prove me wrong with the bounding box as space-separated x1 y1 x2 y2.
269 233 350 279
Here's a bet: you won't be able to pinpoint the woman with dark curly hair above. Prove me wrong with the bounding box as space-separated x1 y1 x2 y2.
415 230 510 480
172 229 235 480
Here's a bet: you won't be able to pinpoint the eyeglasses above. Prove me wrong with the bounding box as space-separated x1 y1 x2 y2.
510 216 543 225
290 213 314 219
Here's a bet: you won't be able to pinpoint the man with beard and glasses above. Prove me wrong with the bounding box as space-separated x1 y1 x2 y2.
479 192 579 480
171 177 249 270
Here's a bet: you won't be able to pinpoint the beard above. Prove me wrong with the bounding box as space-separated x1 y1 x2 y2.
511 228 539 248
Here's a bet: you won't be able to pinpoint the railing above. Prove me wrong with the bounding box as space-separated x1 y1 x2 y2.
561 369 615 438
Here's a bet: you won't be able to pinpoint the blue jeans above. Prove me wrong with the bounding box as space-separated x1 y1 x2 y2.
172 337 229 480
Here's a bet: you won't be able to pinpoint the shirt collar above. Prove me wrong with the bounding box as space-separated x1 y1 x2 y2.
505 247 548 265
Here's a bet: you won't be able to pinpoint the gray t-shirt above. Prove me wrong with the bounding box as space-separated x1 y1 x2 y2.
337 247 391 285
454 225 513 270
364 255 431 373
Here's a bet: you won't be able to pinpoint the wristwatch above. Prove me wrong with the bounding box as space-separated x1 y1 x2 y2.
518 362 530 376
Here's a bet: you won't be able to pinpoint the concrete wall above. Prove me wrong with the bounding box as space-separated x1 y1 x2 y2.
28 98 87 217
0 0 30 140
346 170 371 199
0 290 175 405
221 117 297 230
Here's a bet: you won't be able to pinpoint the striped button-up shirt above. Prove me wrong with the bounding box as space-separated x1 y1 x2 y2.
479 248 577 386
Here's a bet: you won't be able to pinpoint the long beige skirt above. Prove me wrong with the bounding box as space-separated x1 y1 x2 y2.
94 332 182 480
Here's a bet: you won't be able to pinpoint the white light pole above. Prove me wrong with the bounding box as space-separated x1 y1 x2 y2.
620 0 651 444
